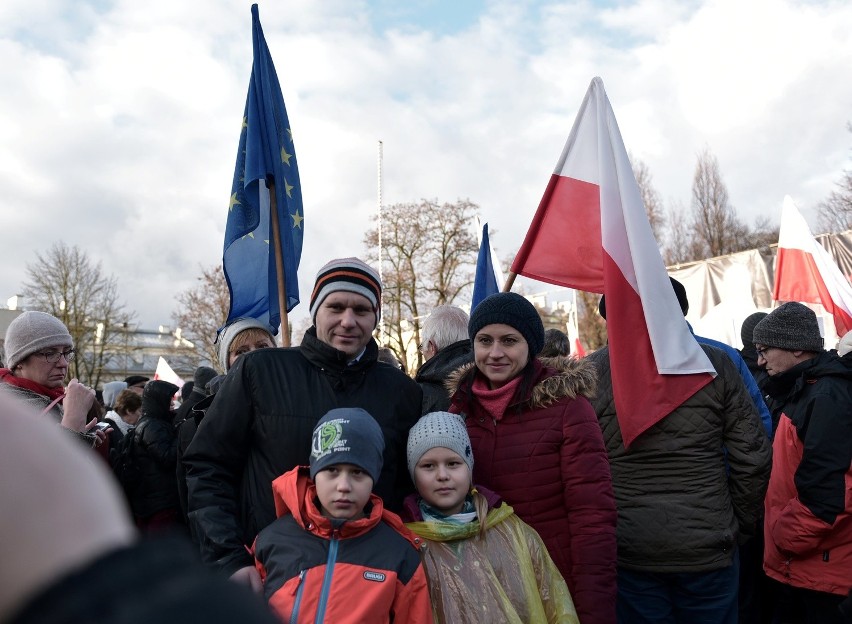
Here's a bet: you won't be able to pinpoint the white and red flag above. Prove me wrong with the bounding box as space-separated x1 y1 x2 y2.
154 356 184 388
774 195 852 336
511 77 715 447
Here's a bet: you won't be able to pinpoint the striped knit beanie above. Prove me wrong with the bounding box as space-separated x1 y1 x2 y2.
309 258 382 327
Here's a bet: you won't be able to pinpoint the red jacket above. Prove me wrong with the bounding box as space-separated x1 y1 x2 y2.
252 467 433 624
448 357 617 624
763 354 852 596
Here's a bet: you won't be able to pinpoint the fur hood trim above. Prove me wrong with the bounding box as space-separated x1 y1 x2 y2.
445 356 597 409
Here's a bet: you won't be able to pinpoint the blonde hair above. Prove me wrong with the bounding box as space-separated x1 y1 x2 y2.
471 488 489 538
229 327 275 356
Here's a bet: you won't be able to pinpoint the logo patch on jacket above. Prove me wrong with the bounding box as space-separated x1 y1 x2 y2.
363 571 386 582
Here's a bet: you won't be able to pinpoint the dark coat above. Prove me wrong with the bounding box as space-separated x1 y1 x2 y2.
183 328 423 576
414 339 472 414
130 410 180 520
587 343 772 573
447 356 617 624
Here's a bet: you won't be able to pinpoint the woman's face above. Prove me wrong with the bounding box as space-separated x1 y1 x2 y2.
14 345 71 388
122 407 142 426
473 323 529 389
228 332 275 368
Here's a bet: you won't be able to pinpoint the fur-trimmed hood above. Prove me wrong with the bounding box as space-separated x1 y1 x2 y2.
445 355 597 410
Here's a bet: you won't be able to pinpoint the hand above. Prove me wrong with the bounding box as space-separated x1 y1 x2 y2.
84 420 110 447
61 379 96 433
229 566 263 595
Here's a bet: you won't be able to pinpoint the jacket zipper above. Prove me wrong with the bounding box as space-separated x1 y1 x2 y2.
315 530 340 623
290 570 307 624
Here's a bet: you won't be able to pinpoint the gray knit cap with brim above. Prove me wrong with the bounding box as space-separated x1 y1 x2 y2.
4 311 73 370
407 411 473 479
752 302 824 352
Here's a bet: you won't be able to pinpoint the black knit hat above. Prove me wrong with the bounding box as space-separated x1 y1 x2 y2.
468 292 545 356
752 302 824 352
599 277 688 320
740 312 768 347
310 408 385 483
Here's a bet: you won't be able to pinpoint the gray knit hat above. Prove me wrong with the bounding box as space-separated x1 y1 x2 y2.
407 412 473 479
740 312 768 347
310 408 385 483
309 257 382 327
216 318 276 372
4 311 73 369
468 292 545 356
102 381 128 408
752 302 824 352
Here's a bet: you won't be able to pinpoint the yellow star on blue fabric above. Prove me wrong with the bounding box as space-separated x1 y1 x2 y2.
291 209 303 229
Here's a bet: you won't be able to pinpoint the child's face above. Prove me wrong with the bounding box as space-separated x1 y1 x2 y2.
413 447 471 516
314 463 373 521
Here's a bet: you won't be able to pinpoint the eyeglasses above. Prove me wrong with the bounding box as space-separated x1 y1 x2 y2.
418 341 430 354
35 349 75 363
755 346 773 359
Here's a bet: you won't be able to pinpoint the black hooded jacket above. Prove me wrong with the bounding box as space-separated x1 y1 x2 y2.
414 339 472 414
183 328 422 576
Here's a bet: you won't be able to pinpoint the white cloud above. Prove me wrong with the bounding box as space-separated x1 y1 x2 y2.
1 0 850 339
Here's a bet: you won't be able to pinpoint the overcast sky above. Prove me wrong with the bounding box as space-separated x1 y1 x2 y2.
1 0 850 332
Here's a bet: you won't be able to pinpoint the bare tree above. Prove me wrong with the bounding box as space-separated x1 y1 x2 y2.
630 153 666 243
364 199 480 373
577 291 607 351
663 201 696 265
22 243 132 387
818 126 852 232
172 264 230 370
690 147 745 258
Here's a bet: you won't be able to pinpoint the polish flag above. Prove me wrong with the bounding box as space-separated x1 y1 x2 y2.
511 77 715 447
774 195 852 336
153 356 185 388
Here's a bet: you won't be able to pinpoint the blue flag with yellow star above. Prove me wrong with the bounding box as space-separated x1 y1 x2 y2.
471 223 500 311
223 4 303 331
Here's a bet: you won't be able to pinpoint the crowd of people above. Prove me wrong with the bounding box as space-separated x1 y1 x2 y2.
2 259 851 624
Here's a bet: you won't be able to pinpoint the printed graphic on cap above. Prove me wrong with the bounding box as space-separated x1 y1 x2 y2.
311 418 349 460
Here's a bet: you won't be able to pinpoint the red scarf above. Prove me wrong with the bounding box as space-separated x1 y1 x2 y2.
471 374 523 421
0 368 66 402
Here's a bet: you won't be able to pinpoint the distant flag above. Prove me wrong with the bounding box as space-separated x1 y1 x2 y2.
223 4 303 331
510 77 715 447
472 223 500 310
154 356 184 388
573 338 586 358
774 195 852 335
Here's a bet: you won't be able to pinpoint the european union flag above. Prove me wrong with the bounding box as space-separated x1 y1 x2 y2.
471 223 500 311
223 4 303 331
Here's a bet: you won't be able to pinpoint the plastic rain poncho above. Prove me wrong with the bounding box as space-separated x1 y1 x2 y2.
406 503 579 624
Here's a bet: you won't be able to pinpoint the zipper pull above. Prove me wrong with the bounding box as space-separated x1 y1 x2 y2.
291 569 306 595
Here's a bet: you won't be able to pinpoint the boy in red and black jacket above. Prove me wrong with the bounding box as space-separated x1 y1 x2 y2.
252 407 432 623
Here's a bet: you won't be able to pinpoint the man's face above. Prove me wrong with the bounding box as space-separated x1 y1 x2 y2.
314 291 376 359
755 344 802 376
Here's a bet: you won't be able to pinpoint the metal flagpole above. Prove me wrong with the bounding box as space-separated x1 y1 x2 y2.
377 140 384 341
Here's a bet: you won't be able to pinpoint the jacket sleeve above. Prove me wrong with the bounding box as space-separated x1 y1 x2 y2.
560 397 617 624
717 353 773 535
770 395 852 554
390 562 434 624
183 360 256 576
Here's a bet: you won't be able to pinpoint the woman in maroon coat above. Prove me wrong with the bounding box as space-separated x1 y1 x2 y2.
448 292 617 624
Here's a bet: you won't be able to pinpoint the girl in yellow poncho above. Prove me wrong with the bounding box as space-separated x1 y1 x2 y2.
402 411 579 623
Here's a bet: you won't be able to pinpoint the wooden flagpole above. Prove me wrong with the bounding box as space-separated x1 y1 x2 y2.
268 180 291 347
502 271 517 292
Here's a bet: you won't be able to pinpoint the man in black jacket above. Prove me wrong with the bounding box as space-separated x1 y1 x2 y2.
414 305 472 414
184 258 422 592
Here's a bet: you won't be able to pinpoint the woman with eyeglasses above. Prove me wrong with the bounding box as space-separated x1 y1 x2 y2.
1 310 103 447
